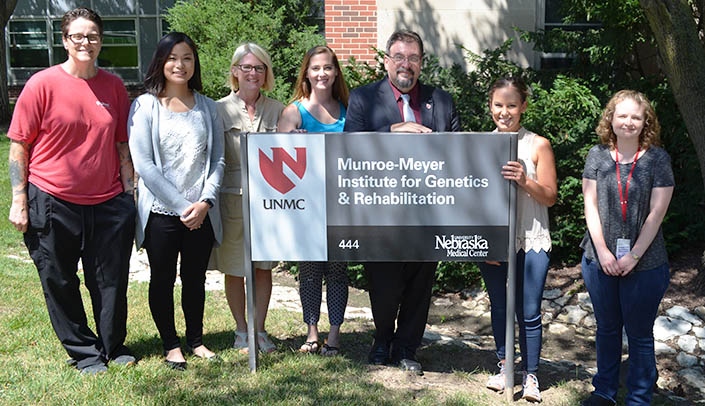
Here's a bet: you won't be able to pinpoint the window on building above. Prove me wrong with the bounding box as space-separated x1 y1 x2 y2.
8 21 51 70
8 18 140 83
540 0 601 70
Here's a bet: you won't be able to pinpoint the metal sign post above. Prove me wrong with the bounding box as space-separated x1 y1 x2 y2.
240 132 259 371
505 133 518 402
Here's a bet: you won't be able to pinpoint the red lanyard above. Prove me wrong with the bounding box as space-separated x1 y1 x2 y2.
615 146 640 223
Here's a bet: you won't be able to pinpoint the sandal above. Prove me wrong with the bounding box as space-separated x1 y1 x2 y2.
320 343 339 356
233 331 248 350
237 332 277 354
299 341 320 354
257 332 277 353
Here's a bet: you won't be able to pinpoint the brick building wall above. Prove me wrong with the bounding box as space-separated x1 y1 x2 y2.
324 0 378 65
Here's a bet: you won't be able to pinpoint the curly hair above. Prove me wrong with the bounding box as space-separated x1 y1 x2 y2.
595 90 661 149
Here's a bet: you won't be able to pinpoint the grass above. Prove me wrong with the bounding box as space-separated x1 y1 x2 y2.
0 133 688 405
0 135 469 405
1 259 470 405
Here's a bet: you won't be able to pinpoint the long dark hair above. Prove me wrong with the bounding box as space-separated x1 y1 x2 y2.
290 45 349 107
143 32 203 96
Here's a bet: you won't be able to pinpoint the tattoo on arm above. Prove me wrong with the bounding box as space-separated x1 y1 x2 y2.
117 142 135 189
9 142 29 196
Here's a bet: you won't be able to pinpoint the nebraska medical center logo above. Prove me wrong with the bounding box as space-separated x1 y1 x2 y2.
434 234 489 259
258 147 307 210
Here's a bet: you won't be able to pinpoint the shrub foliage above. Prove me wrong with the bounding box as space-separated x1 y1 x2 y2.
165 0 703 292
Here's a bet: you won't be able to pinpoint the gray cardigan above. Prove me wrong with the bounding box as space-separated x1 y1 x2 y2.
128 92 225 248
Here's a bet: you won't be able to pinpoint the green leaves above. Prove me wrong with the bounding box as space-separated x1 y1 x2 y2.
165 0 325 101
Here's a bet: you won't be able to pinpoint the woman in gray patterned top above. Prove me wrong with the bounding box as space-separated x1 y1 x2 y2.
128 32 224 370
580 90 674 406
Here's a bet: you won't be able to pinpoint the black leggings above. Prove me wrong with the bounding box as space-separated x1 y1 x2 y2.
144 213 214 352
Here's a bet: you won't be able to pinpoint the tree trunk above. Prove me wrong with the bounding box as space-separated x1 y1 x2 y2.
639 0 705 195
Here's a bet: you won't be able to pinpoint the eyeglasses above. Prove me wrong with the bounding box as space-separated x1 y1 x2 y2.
387 54 422 65
237 64 267 73
66 33 101 44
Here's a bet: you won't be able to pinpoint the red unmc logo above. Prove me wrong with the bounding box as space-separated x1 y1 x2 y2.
258 147 307 194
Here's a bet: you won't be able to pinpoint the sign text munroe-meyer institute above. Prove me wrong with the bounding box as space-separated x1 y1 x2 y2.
245 132 516 262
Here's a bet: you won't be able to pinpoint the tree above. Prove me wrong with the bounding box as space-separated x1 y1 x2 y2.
166 0 324 102
639 0 705 198
1 0 19 124
523 0 704 258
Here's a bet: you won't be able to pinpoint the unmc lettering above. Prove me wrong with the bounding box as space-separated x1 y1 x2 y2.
263 199 306 210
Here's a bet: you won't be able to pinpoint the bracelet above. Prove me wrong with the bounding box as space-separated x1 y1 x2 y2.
630 251 641 261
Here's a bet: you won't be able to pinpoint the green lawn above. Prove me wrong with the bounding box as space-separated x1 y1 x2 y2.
1 131 689 405
0 135 487 405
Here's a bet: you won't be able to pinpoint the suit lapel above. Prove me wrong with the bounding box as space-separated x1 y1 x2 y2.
377 79 403 123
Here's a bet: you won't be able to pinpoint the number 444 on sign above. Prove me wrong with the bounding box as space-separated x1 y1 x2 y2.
339 240 360 249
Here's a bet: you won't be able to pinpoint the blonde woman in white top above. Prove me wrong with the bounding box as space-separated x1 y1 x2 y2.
210 43 284 353
480 76 557 403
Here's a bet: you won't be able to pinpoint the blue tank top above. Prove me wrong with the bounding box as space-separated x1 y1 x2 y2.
294 100 346 132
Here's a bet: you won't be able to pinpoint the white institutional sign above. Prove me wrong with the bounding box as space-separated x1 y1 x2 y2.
243 132 517 262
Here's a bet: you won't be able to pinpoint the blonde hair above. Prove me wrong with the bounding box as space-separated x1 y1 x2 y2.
595 90 661 149
228 43 275 92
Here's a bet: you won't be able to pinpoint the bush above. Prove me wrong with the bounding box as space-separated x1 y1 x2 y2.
522 76 602 264
165 0 325 101
167 2 702 291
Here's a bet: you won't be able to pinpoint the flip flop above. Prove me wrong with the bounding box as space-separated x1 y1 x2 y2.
299 341 320 354
320 343 339 356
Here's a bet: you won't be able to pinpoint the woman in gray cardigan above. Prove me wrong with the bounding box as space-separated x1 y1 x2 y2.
128 32 224 370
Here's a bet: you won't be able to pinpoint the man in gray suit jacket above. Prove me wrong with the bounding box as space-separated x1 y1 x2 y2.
344 29 461 375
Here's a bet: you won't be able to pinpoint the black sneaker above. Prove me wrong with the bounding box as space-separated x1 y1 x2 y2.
111 354 137 366
581 393 616 406
110 346 137 366
79 363 108 375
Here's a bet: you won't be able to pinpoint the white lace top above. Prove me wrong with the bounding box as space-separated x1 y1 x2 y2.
151 103 207 216
515 127 552 253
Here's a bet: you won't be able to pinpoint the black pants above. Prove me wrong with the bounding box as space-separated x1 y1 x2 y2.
365 261 436 355
144 213 214 352
24 184 136 369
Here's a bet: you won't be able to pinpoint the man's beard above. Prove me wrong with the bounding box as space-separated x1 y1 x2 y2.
391 69 415 91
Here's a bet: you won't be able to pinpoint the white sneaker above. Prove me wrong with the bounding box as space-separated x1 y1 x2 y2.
486 361 506 391
522 372 541 402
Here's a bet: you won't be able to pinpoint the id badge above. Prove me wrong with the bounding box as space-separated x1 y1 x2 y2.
616 238 631 259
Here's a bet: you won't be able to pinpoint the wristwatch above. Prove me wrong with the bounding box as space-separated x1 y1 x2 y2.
201 199 214 208
630 252 641 261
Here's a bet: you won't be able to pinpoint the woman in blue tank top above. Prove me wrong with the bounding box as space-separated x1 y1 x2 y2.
279 46 349 355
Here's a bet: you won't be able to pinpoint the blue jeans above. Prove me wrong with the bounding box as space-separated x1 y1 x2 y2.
479 249 549 373
581 255 670 405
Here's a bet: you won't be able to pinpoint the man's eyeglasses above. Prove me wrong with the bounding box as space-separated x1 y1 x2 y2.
237 64 267 73
66 33 101 44
387 54 422 65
